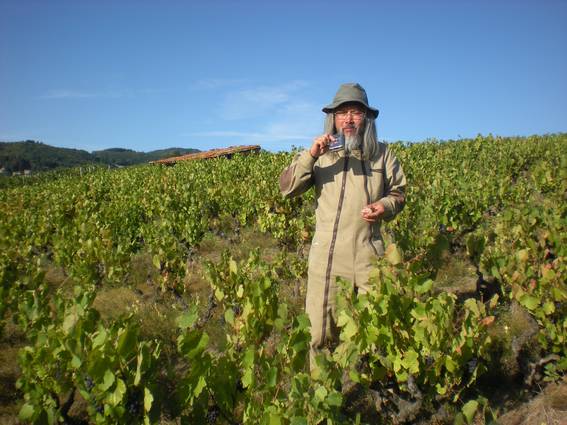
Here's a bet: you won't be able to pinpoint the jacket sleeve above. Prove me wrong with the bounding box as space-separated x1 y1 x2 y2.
279 150 317 198
377 147 407 221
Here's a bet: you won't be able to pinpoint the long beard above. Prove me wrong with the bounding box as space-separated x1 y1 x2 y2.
342 128 362 154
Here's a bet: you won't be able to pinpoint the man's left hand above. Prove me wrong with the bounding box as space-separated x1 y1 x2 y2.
361 202 386 223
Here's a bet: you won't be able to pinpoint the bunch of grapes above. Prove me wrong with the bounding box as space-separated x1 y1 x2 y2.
467 358 478 374
125 389 143 418
463 357 479 381
205 407 220 424
84 375 95 392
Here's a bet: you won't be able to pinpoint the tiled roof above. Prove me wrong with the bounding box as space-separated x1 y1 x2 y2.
151 145 261 164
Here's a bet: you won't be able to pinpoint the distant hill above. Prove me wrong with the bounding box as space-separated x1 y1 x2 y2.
0 140 200 173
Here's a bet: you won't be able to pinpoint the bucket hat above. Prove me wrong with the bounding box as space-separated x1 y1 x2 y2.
322 83 379 118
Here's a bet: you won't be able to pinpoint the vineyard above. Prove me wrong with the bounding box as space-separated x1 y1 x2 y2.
0 134 565 424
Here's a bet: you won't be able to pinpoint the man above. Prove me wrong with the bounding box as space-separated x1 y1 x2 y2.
279 83 406 369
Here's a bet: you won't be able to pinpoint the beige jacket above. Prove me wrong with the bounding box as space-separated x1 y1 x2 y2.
279 144 406 353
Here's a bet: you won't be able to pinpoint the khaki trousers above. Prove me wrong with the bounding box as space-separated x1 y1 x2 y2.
305 241 374 370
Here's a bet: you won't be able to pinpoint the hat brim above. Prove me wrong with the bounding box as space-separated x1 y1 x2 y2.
322 101 379 119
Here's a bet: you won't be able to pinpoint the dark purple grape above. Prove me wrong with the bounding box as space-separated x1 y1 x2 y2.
206 408 219 424
127 400 141 416
126 390 143 418
467 358 478 374
84 376 94 391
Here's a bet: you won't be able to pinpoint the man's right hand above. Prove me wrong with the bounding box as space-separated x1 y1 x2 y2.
309 134 335 158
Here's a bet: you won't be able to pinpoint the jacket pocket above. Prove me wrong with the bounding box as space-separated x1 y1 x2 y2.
369 168 386 200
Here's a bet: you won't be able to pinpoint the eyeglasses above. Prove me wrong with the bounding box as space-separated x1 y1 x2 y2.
334 109 365 119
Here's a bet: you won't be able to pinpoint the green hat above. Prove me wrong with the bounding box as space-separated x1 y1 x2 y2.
322 83 379 118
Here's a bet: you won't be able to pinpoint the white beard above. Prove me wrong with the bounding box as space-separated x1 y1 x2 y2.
344 134 362 154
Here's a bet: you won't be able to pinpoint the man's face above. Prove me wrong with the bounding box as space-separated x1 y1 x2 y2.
333 102 366 137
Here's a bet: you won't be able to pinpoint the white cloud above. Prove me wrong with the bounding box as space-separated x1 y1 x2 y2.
39 89 124 99
190 78 249 90
183 80 324 151
183 111 321 150
186 130 311 142
219 80 310 120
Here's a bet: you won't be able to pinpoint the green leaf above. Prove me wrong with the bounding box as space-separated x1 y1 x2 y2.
108 378 126 406
224 308 235 326
242 347 255 368
314 386 328 402
268 413 282 425
290 417 308 425
543 301 555 315
489 294 500 309
178 330 209 359
267 367 278 388
229 259 238 274
71 354 82 369
415 279 433 295
326 391 343 407
490 266 501 280
342 318 358 340
385 243 402 265
551 287 567 301
454 412 466 425
194 375 206 398
464 298 480 316
176 307 198 330
214 287 224 301
92 329 108 348
393 356 402 372
62 308 78 334
18 403 35 421
144 387 153 412
516 249 529 263
445 356 457 373
242 368 254 389
519 294 539 311
117 326 139 358
466 234 485 258
134 350 144 386
411 304 427 320
100 369 115 392
462 400 479 424
403 349 420 374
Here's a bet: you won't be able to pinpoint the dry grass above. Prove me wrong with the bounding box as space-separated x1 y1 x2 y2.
44 263 73 288
498 377 567 425
0 319 26 424
125 252 161 287
0 346 21 423
92 286 140 319
485 301 540 379
432 251 478 295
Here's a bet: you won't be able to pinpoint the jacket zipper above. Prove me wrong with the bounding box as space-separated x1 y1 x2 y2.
321 156 349 345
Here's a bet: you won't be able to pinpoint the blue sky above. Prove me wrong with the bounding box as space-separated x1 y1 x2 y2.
1 0 566 153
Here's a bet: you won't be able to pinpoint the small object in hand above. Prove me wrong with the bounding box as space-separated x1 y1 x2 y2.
361 207 372 216
328 133 345 152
